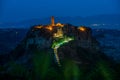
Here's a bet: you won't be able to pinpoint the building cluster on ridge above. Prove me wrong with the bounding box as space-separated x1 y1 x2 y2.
30 16 99 66
23 16 100 61
34 16 64 30
33 16 91 41
34 16 65 38
33 16 88 39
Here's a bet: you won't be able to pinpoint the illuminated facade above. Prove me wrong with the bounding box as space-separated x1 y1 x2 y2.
56 23 64 27
54 28 63 38
35 25 43 29
46 26 53 31
78 27 86 31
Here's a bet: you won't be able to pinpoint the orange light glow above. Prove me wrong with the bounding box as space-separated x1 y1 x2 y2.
56 23 64 27
51 16 55 26
46 26 53 31
53 28 63 38
78 27 86 31
35 26 42 29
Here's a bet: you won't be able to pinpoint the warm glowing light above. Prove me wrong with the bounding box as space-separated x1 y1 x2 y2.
78 27 86 31
51 16 55 26
53 28 63 38
35 26 42 29
46 26 53 31
56 23 64 27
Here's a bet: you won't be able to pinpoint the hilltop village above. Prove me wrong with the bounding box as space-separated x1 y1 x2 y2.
27 16 99 50
24 16 100 66
0 16 118 80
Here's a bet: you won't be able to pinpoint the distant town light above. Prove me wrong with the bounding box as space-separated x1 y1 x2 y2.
35 26 42 29
16 32 18 34
46 26 53 31
78 27 86 31
56 23 64 27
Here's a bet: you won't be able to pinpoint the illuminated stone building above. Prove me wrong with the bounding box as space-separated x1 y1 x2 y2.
54 28 63 38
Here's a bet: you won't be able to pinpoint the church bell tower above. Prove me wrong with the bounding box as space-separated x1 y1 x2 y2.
51 16 55 26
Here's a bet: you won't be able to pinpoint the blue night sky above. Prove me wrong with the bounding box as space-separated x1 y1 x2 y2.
0 0 120 23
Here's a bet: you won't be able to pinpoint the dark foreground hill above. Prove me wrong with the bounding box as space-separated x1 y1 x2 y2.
0 20 120 80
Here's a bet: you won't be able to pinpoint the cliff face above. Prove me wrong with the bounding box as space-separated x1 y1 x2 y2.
24 24 99 51
0 22 117 80
6 23 102 66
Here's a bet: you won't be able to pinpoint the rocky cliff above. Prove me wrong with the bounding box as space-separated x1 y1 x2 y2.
0 19 118 80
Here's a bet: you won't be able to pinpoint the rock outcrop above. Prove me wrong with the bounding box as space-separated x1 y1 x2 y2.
0 17 117 80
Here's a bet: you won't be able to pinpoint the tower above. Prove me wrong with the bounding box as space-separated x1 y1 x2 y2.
51 16 55 26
